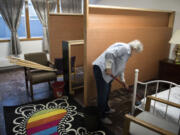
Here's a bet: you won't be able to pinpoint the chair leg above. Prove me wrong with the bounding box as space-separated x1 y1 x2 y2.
48 81 52 91
30 82 34 100
48 81 51 87
25 79 29 94
48 81 51 86
24 68 29 94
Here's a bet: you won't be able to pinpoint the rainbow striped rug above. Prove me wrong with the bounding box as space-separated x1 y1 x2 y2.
4 96 111 135
26 109 67 135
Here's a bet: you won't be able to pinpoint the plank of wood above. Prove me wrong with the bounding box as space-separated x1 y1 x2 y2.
8 56 57 71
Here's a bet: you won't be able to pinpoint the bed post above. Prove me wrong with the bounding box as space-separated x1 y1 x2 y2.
131 69 139 115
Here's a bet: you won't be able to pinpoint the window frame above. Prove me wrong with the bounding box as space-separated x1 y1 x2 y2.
0 0 53 42
0 0 83 42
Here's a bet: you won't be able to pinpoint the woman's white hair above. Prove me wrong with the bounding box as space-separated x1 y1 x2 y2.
128 40 143 52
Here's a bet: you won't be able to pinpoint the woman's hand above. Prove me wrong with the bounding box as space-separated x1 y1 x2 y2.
105 68 112 75
122 82 129 89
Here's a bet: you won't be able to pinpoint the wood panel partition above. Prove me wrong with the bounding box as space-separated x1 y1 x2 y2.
84 5 175 105
48 3 175 106
48 14 84 66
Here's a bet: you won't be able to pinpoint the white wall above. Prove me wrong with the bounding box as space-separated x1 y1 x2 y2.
0 40 42 68
90 0 180 60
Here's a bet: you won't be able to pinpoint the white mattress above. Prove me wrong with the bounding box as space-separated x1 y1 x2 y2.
139 86 180 124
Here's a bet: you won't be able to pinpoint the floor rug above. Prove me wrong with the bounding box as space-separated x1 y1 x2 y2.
4 96 113 135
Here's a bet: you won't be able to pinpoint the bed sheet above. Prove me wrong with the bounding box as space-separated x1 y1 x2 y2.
139 86 180 124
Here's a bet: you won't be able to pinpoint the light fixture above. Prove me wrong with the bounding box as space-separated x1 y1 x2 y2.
169 29 180 64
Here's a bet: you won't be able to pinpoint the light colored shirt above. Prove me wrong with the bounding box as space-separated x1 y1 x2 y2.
93 42 131 83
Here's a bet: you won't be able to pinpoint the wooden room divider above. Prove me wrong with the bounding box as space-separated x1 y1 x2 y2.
84 3 175 105
48 1 175 106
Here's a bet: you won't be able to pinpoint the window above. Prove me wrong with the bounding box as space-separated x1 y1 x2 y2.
28 0 43 37
0 0 42 40
0 15 11 39
18 4 27 38
0 4 26 39
0 0 83 41
60 0 83 14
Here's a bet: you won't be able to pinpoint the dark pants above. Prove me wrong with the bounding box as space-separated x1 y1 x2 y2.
93 65 112 118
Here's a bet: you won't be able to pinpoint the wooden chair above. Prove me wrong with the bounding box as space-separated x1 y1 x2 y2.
24 52 57 100
123 96 180 135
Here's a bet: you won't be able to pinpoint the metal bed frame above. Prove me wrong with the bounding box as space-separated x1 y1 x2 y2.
132 69 180 124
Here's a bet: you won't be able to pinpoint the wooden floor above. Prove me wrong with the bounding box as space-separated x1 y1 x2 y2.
0 67 132 135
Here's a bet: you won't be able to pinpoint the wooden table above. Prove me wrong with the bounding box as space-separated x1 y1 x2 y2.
158 59 180 84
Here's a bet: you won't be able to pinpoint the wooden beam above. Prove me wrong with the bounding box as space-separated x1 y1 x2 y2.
62 40 84 95
84 0 89 106
89 5 174 13
57 0 60 13
123 115 131 135
0 38 42 42
145 96 151 111
67 40 84 45
8 56 57 71
146 96 180 109
49 13 83 16
168 12 175 28
25 0 31 38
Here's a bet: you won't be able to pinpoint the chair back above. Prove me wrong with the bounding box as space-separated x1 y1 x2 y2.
54 56 76 75
54 58 63 75
24 52 48 66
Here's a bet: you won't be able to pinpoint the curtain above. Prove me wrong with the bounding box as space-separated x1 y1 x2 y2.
61 0 82 13
48 0 57 13
0 0 24 56
31 0 57 53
